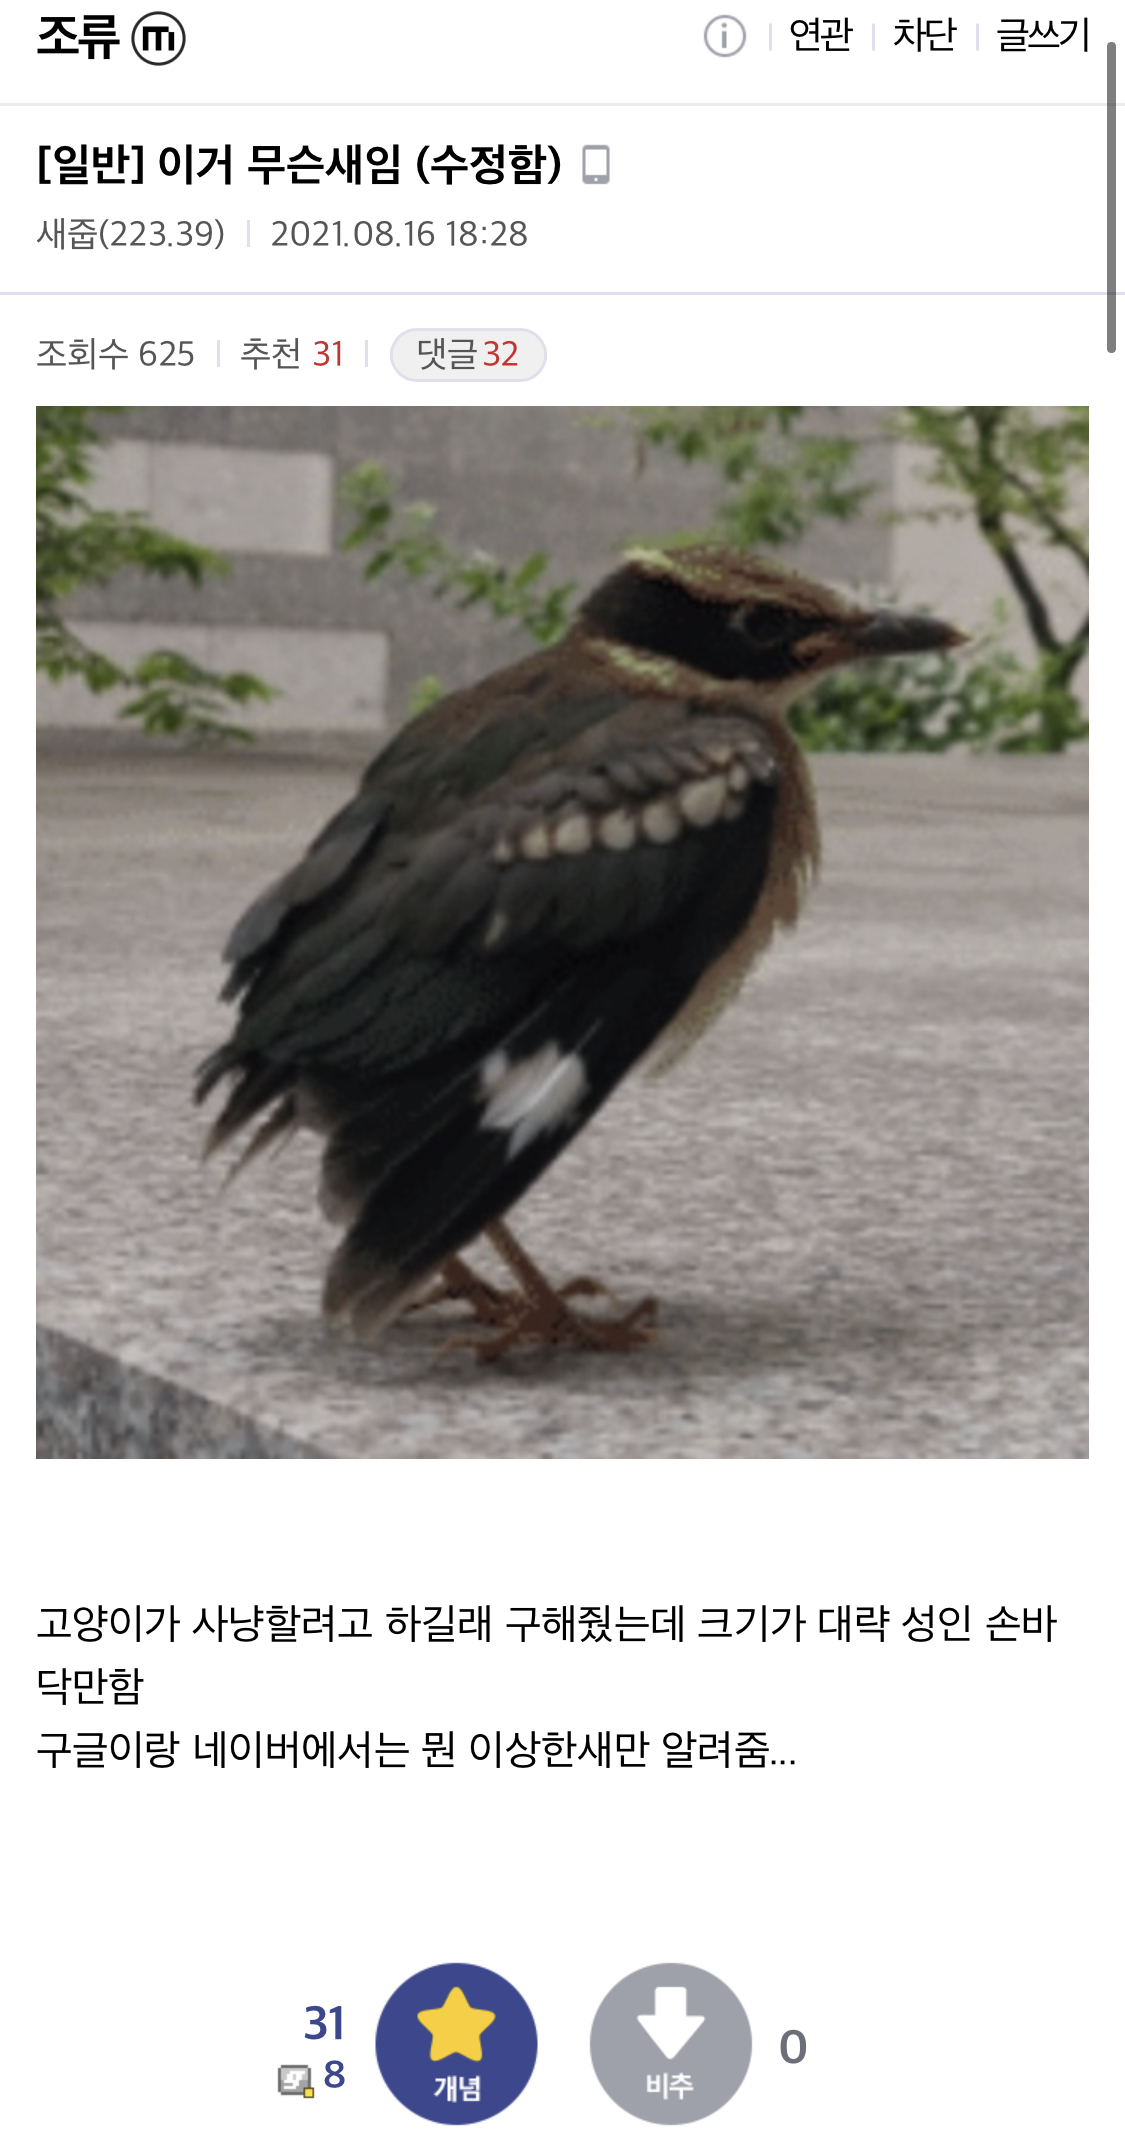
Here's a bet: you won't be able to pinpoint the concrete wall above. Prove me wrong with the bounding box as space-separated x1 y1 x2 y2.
38 407 898 735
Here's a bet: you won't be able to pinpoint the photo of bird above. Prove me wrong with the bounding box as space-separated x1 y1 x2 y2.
197 546 965 1357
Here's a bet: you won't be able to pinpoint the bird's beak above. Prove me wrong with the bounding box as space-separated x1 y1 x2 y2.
850 608 969 657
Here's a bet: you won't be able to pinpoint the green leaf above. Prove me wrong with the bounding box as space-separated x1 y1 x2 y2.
37 407 274 739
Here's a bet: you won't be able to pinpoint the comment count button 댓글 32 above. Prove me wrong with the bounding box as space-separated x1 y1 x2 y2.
390 329 546 381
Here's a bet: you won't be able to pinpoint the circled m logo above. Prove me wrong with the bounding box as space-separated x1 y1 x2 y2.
131 11 186 63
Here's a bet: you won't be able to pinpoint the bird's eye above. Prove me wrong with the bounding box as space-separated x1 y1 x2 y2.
732 601 795 648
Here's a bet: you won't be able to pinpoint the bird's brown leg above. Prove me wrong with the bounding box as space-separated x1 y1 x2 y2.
407 1252 512 1327
463 1217 657 1359
407 1226 657 1358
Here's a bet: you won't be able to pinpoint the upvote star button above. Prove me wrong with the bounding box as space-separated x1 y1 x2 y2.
377 1963 537 2122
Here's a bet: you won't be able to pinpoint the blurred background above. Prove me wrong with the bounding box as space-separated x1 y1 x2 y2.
36 405 1088 750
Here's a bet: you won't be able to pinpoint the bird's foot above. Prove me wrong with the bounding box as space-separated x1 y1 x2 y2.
414 1225 657 1360
459 1283 658 1362
444 1220 658 1361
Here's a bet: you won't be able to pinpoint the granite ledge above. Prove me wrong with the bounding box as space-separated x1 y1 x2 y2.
36 1324 327 1461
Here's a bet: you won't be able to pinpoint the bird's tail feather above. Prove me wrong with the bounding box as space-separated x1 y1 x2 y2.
320 950 678 1337
196 1047 293 1155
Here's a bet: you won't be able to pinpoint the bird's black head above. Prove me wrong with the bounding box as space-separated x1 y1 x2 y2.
578 546 966 701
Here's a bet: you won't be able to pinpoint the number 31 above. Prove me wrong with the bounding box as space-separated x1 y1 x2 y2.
305 2005 343 2039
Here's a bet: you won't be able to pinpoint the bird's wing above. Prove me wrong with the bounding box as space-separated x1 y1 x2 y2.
201 688 783 1327
218 697 779 1062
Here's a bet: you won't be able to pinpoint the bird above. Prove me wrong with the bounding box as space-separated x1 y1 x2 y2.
196 546 964 1357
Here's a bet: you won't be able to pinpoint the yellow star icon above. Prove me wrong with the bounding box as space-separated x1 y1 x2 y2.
417 1985 496 2062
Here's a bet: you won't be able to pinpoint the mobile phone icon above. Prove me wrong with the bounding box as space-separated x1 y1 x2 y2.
582 144 610 184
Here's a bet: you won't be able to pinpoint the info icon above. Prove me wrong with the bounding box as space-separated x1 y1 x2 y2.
376 1962 537 2122
590 1963 751 2122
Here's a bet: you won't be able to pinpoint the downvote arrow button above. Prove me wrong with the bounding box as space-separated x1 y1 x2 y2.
637 1986 706 2060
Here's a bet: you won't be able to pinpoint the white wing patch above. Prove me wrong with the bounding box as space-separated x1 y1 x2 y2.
479 1042 588 1159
